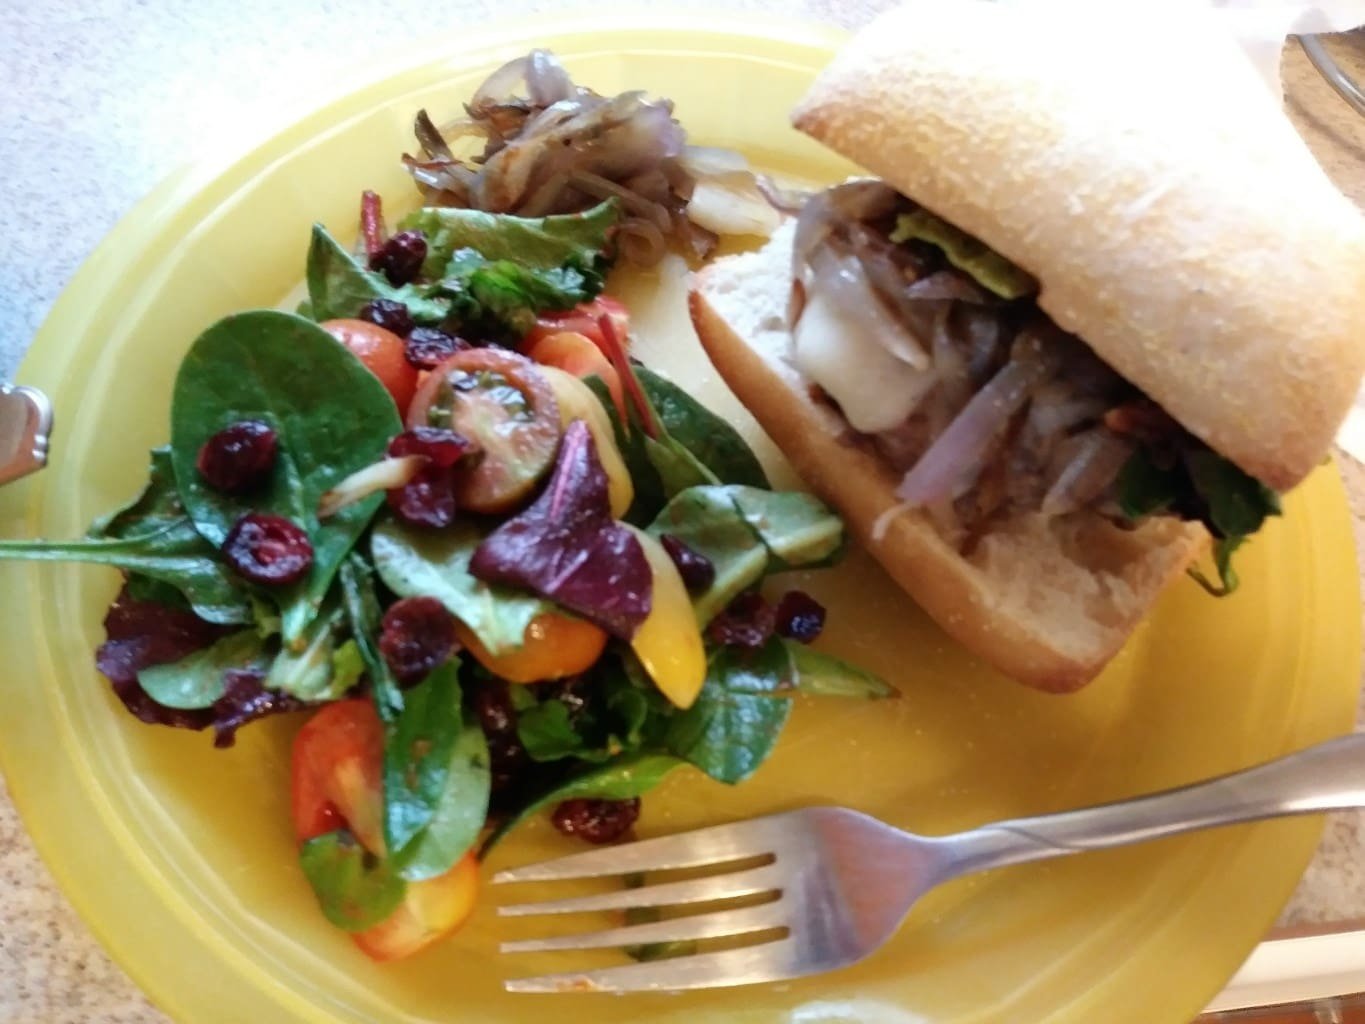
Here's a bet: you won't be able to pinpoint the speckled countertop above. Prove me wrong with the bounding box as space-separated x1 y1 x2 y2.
1 2 1364 1020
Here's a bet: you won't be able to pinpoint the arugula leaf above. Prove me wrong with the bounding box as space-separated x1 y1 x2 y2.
305 225 449 324
265 597 354 702
515 699 585 762
371 518 549 656
391 699 491 882
137 630 265 709
330 640 365 693
647 486 844 624
298 830 407 932
889 208 1037 300
0 448 252 625
169 311 401 646
339 555 404 722
480 752 684 855
666 639 794 785
1116 449 1182 520
787 643 897 699
512 656 663 764
433 249 604 343
400 201 619 277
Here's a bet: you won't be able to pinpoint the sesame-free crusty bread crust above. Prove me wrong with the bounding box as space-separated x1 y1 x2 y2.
792 0 1365 491
690 226 1206 692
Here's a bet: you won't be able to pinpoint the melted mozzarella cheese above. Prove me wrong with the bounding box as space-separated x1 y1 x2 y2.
791 289 934 434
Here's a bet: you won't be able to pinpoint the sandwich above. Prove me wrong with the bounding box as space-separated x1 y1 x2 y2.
687 0 1365 692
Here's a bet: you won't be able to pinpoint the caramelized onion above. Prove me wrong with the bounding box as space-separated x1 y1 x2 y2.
403 50 766 265
895 329 1063 507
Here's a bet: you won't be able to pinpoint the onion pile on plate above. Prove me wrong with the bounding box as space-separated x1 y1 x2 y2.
403 49 781 265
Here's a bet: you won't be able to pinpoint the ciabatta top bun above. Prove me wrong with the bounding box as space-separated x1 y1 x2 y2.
689 1 1365 691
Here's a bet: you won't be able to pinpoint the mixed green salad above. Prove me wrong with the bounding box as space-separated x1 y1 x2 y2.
0 186 893 960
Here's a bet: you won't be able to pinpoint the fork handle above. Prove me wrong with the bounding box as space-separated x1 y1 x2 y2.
944 733 1365 876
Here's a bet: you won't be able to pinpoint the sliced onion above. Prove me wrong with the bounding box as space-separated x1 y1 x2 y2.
677 145 750 177
808 245 930 371
471 54 532 110
526 49 575 106
414 109 456 160
1040 430 1134 516
318 456 427 519
685 176 782 237
905 271 992 304
569 170 672 232
617 217 669 266
895 334 1063 506
756 174 813 215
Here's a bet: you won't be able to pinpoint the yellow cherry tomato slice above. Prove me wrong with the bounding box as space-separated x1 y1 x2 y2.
626 526 707 709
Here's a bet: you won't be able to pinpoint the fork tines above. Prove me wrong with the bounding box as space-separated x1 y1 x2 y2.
494 812 808 992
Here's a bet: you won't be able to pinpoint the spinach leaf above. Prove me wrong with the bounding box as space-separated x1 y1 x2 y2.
382 661 462 863
1116 449 1182 520
1185 449 1282 540
666 639 794 785
647 486 844 624
480 752 684 855
787 643 897 699
306 225 449 324
639 368 768 490
371 517 549 656
588 367 769 524
644 434 717 496
0 448 252 625
400 200 619 277
1116 445 1281 596
137 630 265 709
170 311 401 646
339 554 404 722
265 596 353 702
391 700 491 881
298 830 407 932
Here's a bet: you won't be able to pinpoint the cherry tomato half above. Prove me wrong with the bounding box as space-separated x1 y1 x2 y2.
456 611 609 684
291 699 479 961
525 296 631 358
319 319 420 412
524 330 626 424
406 349 561 515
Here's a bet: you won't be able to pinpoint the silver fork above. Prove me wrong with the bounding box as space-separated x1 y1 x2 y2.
0 384 52 486
494 732 1365 993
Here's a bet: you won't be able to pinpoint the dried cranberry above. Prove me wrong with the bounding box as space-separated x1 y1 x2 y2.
371 230 427 286
222 513 313 586
474 683 530 805
404 327 469 370
387 427 473 468
196 420 277 494
708 591 774 649
658 533 715 592
386 464 457 528
379 596 457 686
774 590 826 644
359 299 415 338
551 797 641 844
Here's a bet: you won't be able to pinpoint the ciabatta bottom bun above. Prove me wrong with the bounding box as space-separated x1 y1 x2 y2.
689 225 1206 693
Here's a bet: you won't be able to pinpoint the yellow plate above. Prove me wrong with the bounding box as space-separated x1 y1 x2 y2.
0 13 1359 1024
